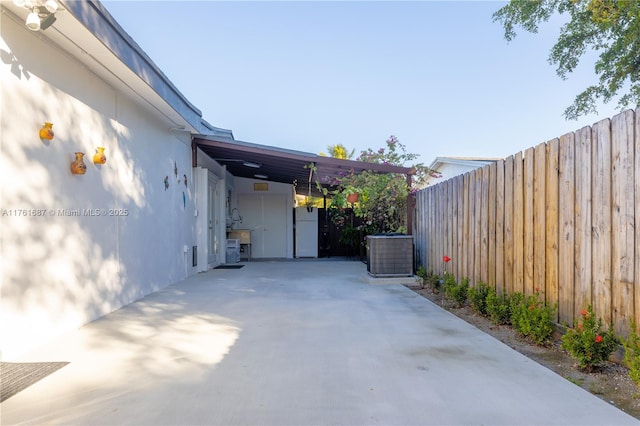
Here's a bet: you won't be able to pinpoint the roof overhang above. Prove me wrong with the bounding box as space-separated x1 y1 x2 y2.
2 0 204 133
428 156 501 171
193 135 415 197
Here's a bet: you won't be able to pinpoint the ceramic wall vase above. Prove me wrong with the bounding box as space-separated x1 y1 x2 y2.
39 122 54 140
70 152 87 175
93 147 107 164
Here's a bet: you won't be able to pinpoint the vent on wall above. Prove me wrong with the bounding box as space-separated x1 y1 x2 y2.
367 235 413 277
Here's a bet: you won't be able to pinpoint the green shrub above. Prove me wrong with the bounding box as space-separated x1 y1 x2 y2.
623 322 640 389
561 306 618 371
486 288 512 325
415 266 442 291
415 265 428 289
468 281 491 316
510 291 556 346
444 275 468 307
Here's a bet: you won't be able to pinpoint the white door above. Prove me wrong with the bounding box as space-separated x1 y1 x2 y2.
238 195 287 258
208 174 219 267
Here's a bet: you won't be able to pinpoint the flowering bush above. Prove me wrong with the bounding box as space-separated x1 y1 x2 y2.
561 305 618 371
510 291 556 346
328 135 435 234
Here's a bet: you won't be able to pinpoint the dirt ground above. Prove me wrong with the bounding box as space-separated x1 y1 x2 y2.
406 284 640 420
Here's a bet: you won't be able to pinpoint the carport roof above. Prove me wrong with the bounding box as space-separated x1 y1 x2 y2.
193 135 415 197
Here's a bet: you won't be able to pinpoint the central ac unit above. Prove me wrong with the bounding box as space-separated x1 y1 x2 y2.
366 235 413 277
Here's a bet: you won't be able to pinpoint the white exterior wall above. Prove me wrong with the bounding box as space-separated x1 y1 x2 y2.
0 13 197 358
194 149 232 270
433 163 479 181
425 161 495 185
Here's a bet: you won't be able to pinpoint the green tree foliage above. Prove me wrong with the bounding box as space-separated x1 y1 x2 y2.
333 135 431 234
493 0 640 119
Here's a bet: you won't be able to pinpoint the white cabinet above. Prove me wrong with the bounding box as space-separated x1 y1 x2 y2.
295 207 318 258
238 195 287 258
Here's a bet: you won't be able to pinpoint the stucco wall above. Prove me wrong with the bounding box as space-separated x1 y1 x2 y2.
0 14 197 358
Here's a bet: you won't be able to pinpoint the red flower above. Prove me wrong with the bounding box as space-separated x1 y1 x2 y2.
581 309 588 317
443 256 451 263
595 335 603 343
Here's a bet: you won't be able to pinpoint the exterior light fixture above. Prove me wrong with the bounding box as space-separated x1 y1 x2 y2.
25 10 40 31
14 0 62 31
44 0 57 13
243 161 261 168
13 0 34 7
254 174 268 179
39 12 56 30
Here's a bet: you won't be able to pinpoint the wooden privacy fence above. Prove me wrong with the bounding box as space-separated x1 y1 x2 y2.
414 108 640 336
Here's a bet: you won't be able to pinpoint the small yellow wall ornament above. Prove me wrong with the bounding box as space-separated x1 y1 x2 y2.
93 147 106 164
70 152 87 175
39 122 54 140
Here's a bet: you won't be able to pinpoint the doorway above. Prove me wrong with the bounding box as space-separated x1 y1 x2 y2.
207 172 220 267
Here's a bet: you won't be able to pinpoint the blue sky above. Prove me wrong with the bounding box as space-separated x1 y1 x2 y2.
102 1 623 167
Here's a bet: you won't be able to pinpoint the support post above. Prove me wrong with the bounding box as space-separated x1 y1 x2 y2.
406 173 413 235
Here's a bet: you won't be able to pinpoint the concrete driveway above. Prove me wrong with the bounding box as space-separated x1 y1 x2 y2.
2 260 637 425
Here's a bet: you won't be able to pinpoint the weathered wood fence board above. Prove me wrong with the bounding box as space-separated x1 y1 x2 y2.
611 110 635 335
545 138 559 317
533 143 547 298
468 172 476 281
488 162 497 287
574 126 592 320
456 175 464 280
635 112 640 330
474 170 483 282
592 118 612 326
514 151 525 295
558 132 575 325
415 108 640 331
495 159 505 295
504 156 514 295
524 147 535 296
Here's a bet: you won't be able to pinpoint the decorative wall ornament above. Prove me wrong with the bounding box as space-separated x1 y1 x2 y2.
70 152 87 175
184 174 188 188
174 161 178 178
93 147 106 164
39 122 54 140
164 176 170 190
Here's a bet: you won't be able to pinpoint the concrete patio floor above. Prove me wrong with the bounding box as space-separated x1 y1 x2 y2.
1 260 637 425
